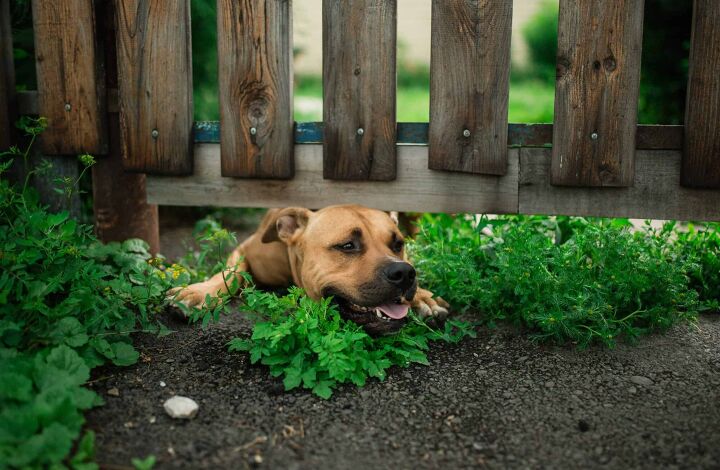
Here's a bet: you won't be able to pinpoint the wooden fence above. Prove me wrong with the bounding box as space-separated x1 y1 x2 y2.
2 0 720 231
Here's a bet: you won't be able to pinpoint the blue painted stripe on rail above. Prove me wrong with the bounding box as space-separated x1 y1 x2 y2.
192 122 557 147
194 121 431 144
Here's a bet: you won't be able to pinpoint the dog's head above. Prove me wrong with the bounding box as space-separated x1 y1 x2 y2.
261 205 416 335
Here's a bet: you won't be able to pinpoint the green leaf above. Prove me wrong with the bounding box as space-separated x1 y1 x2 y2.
312 380 334 399
36 345 90 389
110 342 139 366
132 455 157 470
0 371 33 402
52 317 89 348
47 212 69 226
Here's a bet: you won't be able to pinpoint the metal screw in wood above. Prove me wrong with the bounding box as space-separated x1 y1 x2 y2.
357 128 364 136
64 103 71 112
250 127 257 136
591 132 599 140
151 129 159 139
463 129 471 138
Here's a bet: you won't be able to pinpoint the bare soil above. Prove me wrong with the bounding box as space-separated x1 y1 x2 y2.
86 310 720 469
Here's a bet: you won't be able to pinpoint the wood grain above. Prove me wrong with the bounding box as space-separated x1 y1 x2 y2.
681 0 720 188
551 0 645 187
521 148 720 221
323 0 397 181
115 0 193 175
31 0 107 155
217 0 293 179
147 144 519 214
0 0 15 151
429 0 512 175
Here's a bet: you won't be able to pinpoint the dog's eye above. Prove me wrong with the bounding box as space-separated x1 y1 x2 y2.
391 239 405 253
336 241 357 252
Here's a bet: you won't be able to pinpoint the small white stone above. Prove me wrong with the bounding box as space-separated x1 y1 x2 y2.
159 381 166 387
163 396 199 419
629 375 653 387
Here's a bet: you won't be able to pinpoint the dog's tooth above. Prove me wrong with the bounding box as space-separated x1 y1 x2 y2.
375 309 382 318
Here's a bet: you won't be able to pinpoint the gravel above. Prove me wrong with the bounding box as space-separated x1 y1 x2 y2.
86 311 720 469
163 396 200 420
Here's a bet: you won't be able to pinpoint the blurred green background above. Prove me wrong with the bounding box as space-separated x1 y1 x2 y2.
10 0 692 125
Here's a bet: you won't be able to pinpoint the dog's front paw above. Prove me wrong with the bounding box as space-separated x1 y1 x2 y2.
167 282 218 312
411 288 450 322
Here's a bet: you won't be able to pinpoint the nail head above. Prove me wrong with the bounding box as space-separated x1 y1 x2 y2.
250 127 257 136
357 128 364 136
463 129 471 138
591 132 599 140
64 103 71 112
151 129 159 139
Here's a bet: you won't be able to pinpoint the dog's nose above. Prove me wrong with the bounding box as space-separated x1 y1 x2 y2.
383 262 416 291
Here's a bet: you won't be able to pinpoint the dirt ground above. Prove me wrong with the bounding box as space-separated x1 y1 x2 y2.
85 308 720 470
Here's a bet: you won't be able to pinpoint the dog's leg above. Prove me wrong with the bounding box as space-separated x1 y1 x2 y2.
411 287 450 321
169 244 249 310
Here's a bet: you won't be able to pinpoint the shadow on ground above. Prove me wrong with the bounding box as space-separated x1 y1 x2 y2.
86 309 720 469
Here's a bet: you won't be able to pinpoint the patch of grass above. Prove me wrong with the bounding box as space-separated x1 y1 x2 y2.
409 214 711 348
294 74 555 123
227 287 476 399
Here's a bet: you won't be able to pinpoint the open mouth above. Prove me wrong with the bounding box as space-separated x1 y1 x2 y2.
332 295 410 335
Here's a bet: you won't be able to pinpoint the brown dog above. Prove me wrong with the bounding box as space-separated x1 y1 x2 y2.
172 205 449 335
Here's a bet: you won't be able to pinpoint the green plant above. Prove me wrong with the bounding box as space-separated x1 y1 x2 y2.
0 118 186 469
409 214 705 348
674 223 720 311
227 287 476 399
131 455 157 470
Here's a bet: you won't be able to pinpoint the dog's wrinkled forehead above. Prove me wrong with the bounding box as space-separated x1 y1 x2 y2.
304 206 400 244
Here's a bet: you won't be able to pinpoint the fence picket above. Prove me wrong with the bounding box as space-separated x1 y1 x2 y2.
429 0 512 175
681 0 720 189
551 0 644 187
218 0 294 179
115 0 193 175
31 0 107 155
0 0 15 151
323 0 397 181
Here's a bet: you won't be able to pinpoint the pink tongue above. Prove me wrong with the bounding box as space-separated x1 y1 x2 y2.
378 303 409 320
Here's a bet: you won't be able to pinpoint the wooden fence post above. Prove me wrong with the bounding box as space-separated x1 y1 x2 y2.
31 0 108 155
114 0 193 175
428 0 512 176
681 0 720 189
551 0 645 187
93 1 159 254
217 0 294 179
323 0 397 181
0 0 16 151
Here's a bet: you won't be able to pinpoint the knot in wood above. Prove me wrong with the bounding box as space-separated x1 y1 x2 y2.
556 57 570 79
603 57 617 72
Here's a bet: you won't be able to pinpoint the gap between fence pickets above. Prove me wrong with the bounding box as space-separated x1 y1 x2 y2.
146 144 720 221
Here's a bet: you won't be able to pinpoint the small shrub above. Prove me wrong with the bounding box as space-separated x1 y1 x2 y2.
227 287 476 399
409 214 704 348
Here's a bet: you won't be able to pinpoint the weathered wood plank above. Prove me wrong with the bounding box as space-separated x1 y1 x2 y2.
521 148 720 221
0 0 15 151
146 144 519 214
217 0 293 179
323 0 397 181
429 0 512 175
551 0 645 187
681 0 720 188
115 0 193 175
94 0 159 253
31 0 107 155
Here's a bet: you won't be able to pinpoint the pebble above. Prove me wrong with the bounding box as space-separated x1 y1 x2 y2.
160 381 167 387
630 375 653 387
107 387 120 397
628 386 637 394
163 396 199 419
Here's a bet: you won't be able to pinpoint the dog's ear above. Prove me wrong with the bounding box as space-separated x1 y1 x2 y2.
389 211 399 226
261 207 312 244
